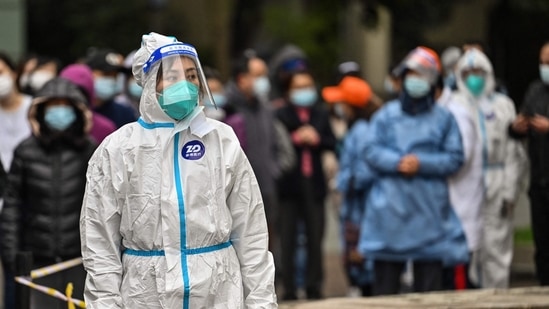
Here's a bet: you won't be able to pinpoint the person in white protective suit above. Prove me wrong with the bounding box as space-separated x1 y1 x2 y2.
450 48 526 288
79 32 277 308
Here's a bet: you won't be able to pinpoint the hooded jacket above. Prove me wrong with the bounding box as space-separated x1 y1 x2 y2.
79 33 276 309
1 78 96 268
60 64 117 144
452 50 525 206
451 49 526 288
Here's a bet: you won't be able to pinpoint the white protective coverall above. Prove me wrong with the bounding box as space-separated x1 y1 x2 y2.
452 49 526 288
80 32 277 308
440 78 485 253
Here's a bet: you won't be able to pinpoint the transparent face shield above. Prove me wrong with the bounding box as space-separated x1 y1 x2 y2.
143 43 215 120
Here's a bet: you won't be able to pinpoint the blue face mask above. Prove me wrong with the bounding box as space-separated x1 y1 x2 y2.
540 64 549 84
211 93 227 107
290 87 317 107
44 105 76 131
253 76 271 98
128 80 143 98
95 77 120 100
465 74 486 97
158 80 199 120
404 76 431 98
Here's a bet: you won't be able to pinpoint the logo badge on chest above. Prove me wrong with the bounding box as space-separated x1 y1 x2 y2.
182 140 205 160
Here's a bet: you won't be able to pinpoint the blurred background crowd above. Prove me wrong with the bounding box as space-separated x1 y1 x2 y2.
0 0 549 307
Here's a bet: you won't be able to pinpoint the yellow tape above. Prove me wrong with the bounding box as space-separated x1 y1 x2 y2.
31 257 83 279
66 282 75 309
15 277 86 308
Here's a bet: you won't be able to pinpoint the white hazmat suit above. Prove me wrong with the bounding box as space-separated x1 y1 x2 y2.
80 33 277 308
451 49 526 288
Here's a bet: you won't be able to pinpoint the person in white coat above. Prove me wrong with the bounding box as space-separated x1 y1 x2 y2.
79 32 277 308
439 51 486 290
450 48 525 289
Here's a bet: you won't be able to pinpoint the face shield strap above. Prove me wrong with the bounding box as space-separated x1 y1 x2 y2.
143 43 198 74
145 42 217 112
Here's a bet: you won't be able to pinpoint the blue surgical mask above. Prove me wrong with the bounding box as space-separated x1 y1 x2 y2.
203 93 227 108
290 87 317 107
404 76 431 98
253 76 271 98
465 74 486 97
128 80 143 98
212 93 227 107
158 80 199 120
540 64 549 84
44 105 76 131
95 77 119 100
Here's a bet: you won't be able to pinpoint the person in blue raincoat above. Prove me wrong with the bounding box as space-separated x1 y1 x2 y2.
358 46 468 296
79 32 277 309
322 76 379 296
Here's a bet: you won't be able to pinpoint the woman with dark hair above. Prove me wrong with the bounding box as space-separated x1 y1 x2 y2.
276 69 336 300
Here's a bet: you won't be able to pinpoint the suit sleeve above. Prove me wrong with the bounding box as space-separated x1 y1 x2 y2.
502 101 527 203
364 111 402 174
227 149 277 308
415 113 464 176
80 146 124 309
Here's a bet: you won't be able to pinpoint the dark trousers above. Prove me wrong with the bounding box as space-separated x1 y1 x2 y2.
373 260 443 296
529 186 549 286
280 178 325 298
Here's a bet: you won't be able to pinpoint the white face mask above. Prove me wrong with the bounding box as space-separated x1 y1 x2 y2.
0 74 14 98
253 76 271 98
540 64 549 84
29 71 55 92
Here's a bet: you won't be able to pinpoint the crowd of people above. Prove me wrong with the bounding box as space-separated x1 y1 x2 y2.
0 31 547 308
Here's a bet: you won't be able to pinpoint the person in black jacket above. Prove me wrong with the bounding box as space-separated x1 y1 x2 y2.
276 69 336 300
509 41 549 286
1 77 96 308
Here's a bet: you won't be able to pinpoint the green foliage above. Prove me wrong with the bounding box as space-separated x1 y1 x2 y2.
380 0 456 59
27 0 150 63
262 2 343 84
514 227 533 245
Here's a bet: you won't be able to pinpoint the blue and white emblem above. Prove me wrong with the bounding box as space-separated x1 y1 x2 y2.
182 140 205 160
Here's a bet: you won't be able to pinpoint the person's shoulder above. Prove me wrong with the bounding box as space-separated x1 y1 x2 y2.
92 112 117 131
21 94 33 108
13 136 40 158
372 99 400 119
347 120 370 141
15 135 38 150
490 92 515 109
431 104 458 124
527 79 545 92
351 119 369 132
206 118 246 157
97 121 138 148
209 117 240 140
